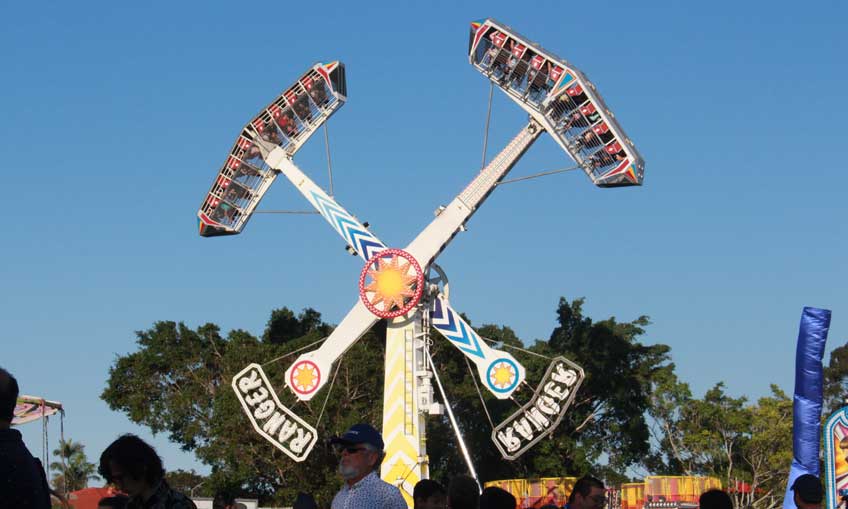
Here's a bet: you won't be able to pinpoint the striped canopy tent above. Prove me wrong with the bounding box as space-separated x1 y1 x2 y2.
13 395 64 425
12 394 67 494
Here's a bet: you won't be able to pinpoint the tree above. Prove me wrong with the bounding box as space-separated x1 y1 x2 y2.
644 368 695 476
426 297 674 484
49 439 99 495
645 382 792 509
165 469 208 497
102 307 386 505
546 298 672 475
824 341 848 414
739 386 792 509
103 298 678 501
680 383 750 483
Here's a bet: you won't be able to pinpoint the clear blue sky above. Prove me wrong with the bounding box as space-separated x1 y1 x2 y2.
2 0 846 477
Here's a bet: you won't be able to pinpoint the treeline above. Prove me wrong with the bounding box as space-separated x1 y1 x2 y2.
98 298 848 507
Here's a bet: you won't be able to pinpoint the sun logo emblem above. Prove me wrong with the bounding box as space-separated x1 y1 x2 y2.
487 358 518 393
289 360 321 395
359 248 424 318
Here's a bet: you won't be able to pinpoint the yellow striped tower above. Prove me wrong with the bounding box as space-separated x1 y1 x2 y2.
381 312 431 507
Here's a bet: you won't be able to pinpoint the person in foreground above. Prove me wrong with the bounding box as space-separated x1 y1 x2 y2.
480 486 516 509
0 366 52 509
568 476 606 509
699 489 733 509
791 474 823 509
447 475 480 509
98 494 130 509
413 479 446 509
98 434 197 509
330 423 406 509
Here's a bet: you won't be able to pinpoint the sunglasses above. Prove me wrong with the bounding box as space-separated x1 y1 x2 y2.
339 446 367 455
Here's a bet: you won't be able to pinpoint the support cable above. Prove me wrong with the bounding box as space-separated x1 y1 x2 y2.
426 349 482 492
315 357 342 427
41 406 48 480
254 210 319 215
481 82 495 169
60 410 66 496
262 337 329 367
463 356 496 430
324 123 335 197
495 165 581 187
479 337 552 360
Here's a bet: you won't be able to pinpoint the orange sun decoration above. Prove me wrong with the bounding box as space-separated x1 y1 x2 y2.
363 254 418 311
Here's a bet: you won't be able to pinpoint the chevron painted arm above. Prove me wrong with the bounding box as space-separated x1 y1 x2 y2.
272 156 386 262
430 296 526 399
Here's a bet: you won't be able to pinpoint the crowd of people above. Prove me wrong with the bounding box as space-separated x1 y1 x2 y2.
0 366 828 509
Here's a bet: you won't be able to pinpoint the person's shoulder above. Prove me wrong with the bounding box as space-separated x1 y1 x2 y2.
375 477 406 506
163 485 198 509
330 487 347 509
383 484 407 509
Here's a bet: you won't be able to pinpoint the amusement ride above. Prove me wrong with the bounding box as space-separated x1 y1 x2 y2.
196 18 644 505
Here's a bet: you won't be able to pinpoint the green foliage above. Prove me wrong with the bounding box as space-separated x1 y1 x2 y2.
102 307 385 506
645 382 792 509
49 439 99 495
101 297 805 508
426 298 673 483
824 342 848 414
165 469 208 497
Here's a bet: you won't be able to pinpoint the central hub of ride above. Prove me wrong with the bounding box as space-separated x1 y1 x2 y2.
359 248 424 318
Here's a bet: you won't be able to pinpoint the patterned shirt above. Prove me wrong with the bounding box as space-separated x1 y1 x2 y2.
127 480 197 509
331 471 407 509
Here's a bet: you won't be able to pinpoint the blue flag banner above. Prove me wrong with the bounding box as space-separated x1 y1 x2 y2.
783 307 832 509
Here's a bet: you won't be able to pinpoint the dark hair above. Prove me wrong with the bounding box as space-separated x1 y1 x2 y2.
97 494 130 509
98 434 165 485
213 492 236 509
699 489 733 509
480 486 516 509
448 475 480 509
0 367 19 422
569 476 605 504
414 479 446 502
293 492 318 509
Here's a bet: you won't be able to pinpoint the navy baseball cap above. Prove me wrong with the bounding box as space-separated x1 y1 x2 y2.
792 474 823 504
330 423 384 450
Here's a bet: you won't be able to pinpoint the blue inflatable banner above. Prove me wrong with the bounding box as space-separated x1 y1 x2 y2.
783 307 832 509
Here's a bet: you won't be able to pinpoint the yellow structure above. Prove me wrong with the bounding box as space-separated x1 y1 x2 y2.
621 482 645 509
644 475 722 502
485 476 721 509
484 477 578 507
381 316 430 507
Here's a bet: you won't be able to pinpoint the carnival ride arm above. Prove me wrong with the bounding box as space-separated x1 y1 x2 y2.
270 152 526 399
404 120 542 269
281 300 379 401
271 153 386 262
399 121 542 399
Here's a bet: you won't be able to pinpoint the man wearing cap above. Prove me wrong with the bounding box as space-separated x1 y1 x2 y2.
330 423 407 509
792 474 823 509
